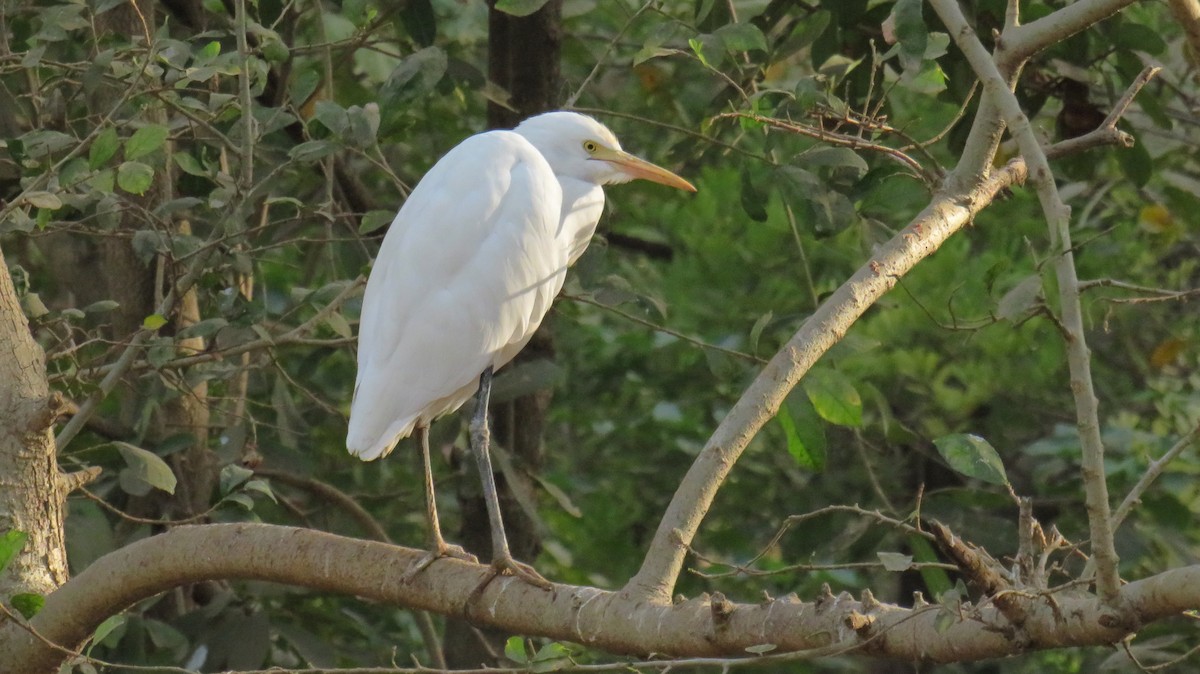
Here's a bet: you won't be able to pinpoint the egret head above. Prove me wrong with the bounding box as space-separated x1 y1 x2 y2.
514 112 696 192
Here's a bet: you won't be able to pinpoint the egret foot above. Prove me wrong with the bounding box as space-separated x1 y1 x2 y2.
466 554 553 613
402 542 478 583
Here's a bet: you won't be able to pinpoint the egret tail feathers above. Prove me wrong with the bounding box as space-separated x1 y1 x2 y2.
345 414 418 462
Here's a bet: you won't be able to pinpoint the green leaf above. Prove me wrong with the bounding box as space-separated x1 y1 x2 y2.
220 464 255 495
878 551 913 572
776 398 827 471
688 38 711 68
90 614 127 652
740 168 768 222
83 300 120 315
893 0 927 72
0 530 29 574
115 442 177 495
909 534 951 597
225 492 257 510
125 124 169 161
117 161 155 195
797 146 869 175
146 336 175 369
380 47 447 104
12 593 44 619
531 642 572 672
1116 138 1152 187
714 23 767 53
176 317 228 340
242 479 278 504
933 433 1009 486
493 0 551 17
173 151 208 177
1111 22 1166 55
359 209 394 234
504 636 529 664
23 293 49 319
288 140 338 163
748 311 773 353
88 127 120 167
22 191 62 210
400 0 437 47
323 312 352 339
87 169 115 194
803 369 862 427
142 313 168 330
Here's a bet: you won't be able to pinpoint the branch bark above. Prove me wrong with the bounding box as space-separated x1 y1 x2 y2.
3 523 1196 672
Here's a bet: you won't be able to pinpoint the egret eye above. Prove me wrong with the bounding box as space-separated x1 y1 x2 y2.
582 140 599 153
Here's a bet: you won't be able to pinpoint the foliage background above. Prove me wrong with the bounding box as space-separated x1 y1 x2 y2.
0 0 1196 671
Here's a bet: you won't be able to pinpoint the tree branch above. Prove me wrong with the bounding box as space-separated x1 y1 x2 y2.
998 0 1140 68
5 523 1197 673
931 0 1138 608
624 158 1031 604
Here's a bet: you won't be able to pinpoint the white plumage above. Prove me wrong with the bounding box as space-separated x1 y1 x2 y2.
347 112 693 459
345 111 694 582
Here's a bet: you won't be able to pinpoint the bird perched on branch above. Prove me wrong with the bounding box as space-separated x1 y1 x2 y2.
347 111 695 586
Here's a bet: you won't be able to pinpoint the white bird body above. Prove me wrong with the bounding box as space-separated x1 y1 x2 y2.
347 112 693 463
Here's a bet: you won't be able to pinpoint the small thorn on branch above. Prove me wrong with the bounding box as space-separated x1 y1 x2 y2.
710 591 734 626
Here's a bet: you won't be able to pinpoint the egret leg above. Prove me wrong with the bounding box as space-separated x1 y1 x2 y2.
402 424 477 582
468 366 552 592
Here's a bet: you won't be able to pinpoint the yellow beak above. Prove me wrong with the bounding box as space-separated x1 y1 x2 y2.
594 147 697 192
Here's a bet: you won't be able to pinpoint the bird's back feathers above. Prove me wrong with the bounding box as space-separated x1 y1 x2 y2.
346 130 570 460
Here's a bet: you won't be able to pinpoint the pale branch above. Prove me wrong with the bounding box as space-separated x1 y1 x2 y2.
5 523 1198 673
1167 0 1200 58
998 0 1141 68
623 158 1031 605
931 0 1139 607
1112 423 1200 530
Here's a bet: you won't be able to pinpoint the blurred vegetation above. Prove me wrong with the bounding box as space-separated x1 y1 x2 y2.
0 0 1196 671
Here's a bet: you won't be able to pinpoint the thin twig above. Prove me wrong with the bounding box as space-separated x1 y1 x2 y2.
563 293 766 365
717 111 930 182
1112 423 1200 530
565 1 654 108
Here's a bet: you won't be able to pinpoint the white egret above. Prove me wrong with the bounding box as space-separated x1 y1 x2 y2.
347 111 695 586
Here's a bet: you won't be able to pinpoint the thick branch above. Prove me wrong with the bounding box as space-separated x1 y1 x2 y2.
624 159 1030 604
4 523 1197 673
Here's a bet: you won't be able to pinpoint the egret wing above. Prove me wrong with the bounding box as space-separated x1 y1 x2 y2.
347 131 567 459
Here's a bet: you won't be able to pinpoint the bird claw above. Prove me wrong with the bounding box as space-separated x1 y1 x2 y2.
402 543 478 583
464 556 553 611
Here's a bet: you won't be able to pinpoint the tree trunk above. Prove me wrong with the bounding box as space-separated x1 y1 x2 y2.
0 243 69 600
